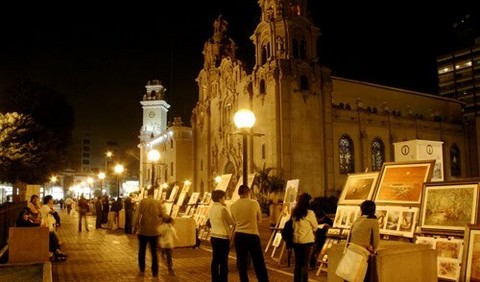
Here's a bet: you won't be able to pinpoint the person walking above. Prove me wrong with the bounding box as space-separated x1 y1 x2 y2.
158 216 178 276
78 194 90 232
124 193 134 234
64 197 73 215
230 185 269 282
291 193 318 282
132 187 166 278
208 190 234 282
95 196 103 229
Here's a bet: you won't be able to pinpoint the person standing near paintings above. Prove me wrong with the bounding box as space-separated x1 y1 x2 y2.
291 193 318 282
348 200 380 281
132 187 166 278
230 185 269 282
208 190 234 282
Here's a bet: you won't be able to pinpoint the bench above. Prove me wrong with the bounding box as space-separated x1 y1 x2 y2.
8 227 50 263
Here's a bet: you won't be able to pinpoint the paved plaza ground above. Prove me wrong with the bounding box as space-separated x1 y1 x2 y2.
51 206 328 281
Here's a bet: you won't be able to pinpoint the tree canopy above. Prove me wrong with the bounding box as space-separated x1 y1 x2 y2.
0 80 75 184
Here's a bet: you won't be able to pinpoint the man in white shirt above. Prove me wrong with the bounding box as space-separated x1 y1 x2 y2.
230 185 269 282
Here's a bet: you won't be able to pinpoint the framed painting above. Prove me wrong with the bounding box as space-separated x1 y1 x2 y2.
438 258 460 281
420 181 480 233
333 205 360 228
462 224 480 282
187 192 200 205
338 172 379 205
374 160 435 205
415 236 436 249
436 238 464 260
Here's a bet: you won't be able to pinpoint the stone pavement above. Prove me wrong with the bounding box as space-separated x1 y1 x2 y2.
52 206 328 281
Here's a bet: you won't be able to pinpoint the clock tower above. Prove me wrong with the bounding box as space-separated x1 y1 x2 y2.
139 80 170 142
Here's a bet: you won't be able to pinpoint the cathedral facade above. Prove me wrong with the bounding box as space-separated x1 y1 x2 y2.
191 0 474 197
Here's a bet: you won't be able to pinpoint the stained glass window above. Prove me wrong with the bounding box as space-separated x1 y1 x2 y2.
339 135 354 174
371 138 385 171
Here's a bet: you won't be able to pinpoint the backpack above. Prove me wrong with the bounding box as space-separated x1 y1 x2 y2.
281 218 294 249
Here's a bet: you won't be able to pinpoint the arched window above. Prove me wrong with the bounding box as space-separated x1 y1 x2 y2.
261 47 267 65
300 75 309 90
259 79 266 94
292 38 299 59
450 145 461 176
339 135 354 174
371 138 385 171
299 40 306 59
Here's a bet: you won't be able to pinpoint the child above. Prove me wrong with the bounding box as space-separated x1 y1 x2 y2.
158 216 178 275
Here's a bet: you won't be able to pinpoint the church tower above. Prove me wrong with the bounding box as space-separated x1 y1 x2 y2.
139 80 170 142
249 0 334 193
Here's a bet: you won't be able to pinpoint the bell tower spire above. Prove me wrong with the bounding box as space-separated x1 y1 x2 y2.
202 15 238 70
139 79 170 142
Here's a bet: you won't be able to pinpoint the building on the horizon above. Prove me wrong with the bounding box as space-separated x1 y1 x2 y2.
190 0 479 197
138 80 193 190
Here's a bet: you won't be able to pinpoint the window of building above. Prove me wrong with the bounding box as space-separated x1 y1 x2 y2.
259 79 266 94
450 145 461 176
261 47 267 65
200 159 203 171
300 40 306 59
371 138 385 171
82 139 90 145
83 146 90 151
262 144 266 159
170 162 174 176
82 153 90 158
82 160 90 165
292 38 299 59
300 75 309 90
339 135 354 174
170 139 173 149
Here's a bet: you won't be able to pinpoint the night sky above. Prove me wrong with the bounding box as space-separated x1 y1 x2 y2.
0 1 477 153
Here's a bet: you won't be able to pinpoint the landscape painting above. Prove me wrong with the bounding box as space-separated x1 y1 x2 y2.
374 161 434 205
462 225 480 282
421 182 479 233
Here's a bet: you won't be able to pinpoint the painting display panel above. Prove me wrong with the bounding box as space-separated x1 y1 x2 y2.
437 258 461 281
188 192 200 205
333 205 360 228
421 182 479 233
338 172 379 205
214 174 232 191
436 238 464 260
374 161 434 205
168 185 179 202
376 205 418 238
415 236 436 249
230 174 256 202
283 179 300 204
462 225 480 282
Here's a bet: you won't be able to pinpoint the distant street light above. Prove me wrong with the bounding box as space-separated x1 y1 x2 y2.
147 149 161 187
105 151 113 172
234 109 256 186
114 164 124 197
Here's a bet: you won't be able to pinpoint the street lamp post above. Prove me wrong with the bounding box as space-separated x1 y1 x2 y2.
234 109 256 186
147 149 161 187
98 172 106 194
105 151 113 172
114 164 124 198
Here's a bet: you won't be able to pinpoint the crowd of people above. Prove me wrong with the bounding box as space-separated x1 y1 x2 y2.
15 187 380 282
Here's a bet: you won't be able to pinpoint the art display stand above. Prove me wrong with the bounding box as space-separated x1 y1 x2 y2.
315 227 348 276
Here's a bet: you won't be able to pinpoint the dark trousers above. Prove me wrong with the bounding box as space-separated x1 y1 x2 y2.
78 212 89 231
234 232 269 282
49 232 60 253
211 237 230 282
95 211 103 229
293 243 313 282
125 210 133 234
138 235 159 276
161 248 173 271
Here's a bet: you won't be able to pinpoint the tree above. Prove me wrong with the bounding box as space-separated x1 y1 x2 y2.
0 79 75 184
253 165 285 214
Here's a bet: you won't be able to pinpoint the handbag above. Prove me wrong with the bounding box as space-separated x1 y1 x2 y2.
335 222 369 282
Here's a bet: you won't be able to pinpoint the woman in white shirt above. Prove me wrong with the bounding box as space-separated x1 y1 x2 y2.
292 193 318 282
208 190 234 282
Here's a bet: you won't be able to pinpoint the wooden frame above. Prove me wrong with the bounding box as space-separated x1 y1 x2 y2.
374 160 435 205
462 224 480 282
420 181 480 234
338 172 379 205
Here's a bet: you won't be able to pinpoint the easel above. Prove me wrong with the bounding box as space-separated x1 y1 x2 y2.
264 179 299 266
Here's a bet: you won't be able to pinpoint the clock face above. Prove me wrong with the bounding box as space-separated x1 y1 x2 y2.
149 111 155 118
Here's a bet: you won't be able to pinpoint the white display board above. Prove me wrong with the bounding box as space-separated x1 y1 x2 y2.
214 174 232 191
283 179 300 204
230 174 256 202
394 139 444 181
